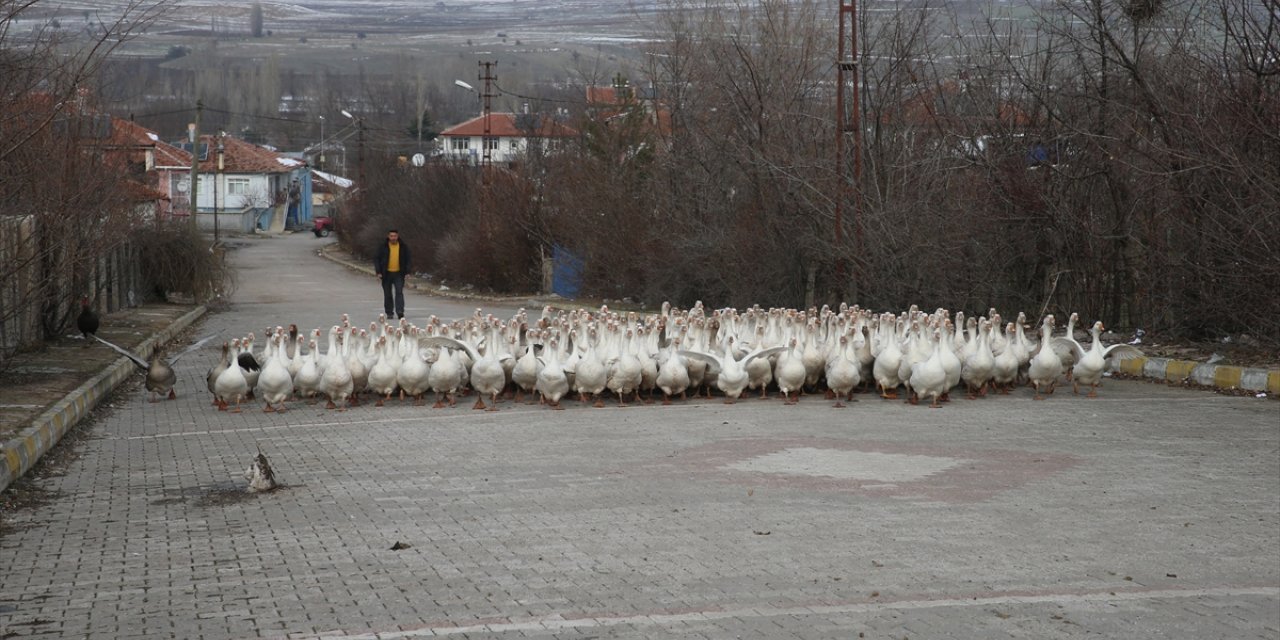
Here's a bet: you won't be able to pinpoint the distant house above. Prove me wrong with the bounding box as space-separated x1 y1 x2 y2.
585 82 672 136
437 112 577 166
880 78 1034 162
93 116 190 220
174 135 312 233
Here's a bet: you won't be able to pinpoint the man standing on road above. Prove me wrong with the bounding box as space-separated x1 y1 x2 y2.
374 229 411 319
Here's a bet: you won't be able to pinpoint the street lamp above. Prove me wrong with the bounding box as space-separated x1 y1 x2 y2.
453 79 482 163
318 115 325 172
214 136 225 245
342 110 364 223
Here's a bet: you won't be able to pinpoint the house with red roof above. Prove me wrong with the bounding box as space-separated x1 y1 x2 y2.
585 81 672 137
73 115 190 221
879 77 1039 163
173 134 312 233
437 112 577 166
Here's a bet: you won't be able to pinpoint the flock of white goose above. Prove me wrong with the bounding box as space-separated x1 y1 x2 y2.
205 302 1142 413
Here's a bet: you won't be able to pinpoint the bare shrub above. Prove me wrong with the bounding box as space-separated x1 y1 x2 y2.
135 221 232 301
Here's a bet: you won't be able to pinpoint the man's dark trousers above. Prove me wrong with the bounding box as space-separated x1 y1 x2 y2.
382 273 406 318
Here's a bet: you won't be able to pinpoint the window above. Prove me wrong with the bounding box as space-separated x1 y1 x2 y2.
227 177 251 195
483 137 500 151
450 137 469 151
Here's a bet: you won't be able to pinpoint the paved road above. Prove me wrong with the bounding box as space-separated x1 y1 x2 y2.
1 232 1277 639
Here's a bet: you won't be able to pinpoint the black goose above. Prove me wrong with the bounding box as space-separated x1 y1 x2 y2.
76 298 99 346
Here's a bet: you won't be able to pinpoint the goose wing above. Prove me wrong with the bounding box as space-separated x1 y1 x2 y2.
742 345 787 367
92 335 148 370
169 333 222 364
677 349 723 375
1101 344 1143 360
419 335 480 362
1051 337 1085 361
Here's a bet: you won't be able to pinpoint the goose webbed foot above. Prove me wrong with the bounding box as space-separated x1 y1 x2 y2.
473 397 487 410
167 389 177 400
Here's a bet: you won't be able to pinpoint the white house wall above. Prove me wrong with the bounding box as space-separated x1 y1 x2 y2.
195 173 275 210
441 136 527 164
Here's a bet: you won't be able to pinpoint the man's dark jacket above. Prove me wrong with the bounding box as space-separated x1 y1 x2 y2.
373 241 412 276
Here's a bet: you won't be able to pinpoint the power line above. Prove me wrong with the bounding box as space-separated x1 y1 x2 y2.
130 106 197 119
203 106 312 124
493 81 586 106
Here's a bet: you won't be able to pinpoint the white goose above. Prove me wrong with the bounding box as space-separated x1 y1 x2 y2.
605 329 644 407
909 329 949 408
345 327 369 406
636 326 659 402
775 337 808 405
295 338 322 403
990 322 1020 394
535 337 572 409
511 329 542 403
214 338 250 412
366 336 399 406
960 320 996 399
824 334 861 408
572 327 608 407
1056 321 1143 397
319 326 354 410
937 320 963 401
872 317 904 399
679 338 786 404
257 334 294 413
655 335 691 404
396 329 431 405
425 337 466 409
744 324 775 399
425 331 510 411
1026 316 1063 400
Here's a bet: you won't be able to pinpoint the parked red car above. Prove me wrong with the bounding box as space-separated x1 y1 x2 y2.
313 215 334 237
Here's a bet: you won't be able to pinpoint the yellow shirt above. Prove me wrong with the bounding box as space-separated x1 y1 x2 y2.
387 243 401 273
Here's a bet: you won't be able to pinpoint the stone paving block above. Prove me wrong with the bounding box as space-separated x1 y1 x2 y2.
2 234 1277 640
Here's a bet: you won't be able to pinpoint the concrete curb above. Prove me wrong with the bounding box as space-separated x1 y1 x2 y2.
0 305 207 493
1108 357 1280 395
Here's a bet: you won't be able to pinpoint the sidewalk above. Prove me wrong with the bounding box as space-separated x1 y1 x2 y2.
0 303 205 493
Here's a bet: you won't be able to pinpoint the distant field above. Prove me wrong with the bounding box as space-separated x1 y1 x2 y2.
23 0 659 78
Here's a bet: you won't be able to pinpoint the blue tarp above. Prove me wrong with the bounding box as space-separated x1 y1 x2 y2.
551 245 583 299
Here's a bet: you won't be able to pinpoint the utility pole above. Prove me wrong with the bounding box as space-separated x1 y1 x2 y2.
188 100 202 224
478 61 497 171
836 0 863 301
